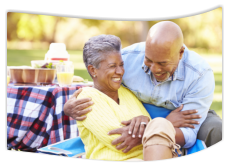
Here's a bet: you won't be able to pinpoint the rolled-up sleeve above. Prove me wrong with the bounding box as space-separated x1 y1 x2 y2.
180 69 215 148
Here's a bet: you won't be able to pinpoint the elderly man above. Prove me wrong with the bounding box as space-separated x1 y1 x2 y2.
64 21 222 154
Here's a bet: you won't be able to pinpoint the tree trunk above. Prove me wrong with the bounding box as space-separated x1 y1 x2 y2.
139 21 149 42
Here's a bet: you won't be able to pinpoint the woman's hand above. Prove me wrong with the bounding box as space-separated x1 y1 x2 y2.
121 115 150 139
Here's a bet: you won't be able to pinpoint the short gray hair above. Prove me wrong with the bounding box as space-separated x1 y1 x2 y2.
83 34 121 76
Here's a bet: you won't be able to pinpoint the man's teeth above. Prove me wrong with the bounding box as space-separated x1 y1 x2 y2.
155 74 162 76
112 78 120 81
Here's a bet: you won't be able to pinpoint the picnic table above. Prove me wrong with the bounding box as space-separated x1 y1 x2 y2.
7 83 90 152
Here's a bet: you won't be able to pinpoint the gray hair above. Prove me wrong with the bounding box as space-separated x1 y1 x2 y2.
83 34 122 76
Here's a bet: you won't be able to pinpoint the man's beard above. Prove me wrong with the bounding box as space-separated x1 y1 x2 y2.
154 72 170 82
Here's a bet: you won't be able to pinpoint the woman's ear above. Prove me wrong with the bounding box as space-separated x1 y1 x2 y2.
88 65 97 77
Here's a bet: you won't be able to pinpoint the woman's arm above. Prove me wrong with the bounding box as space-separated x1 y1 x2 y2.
77 89 129 153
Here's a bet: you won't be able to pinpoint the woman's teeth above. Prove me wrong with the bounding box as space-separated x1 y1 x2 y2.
112 78 121 81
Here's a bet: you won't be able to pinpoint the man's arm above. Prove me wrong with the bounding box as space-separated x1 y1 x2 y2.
174 128 185 146
63 88 93 120
176 69 215 148
166 104 201 146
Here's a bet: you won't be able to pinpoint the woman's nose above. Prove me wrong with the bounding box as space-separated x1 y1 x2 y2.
116 66 124 75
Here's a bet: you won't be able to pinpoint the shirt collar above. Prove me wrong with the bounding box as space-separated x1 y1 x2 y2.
175 44 187 81
141 61 150 75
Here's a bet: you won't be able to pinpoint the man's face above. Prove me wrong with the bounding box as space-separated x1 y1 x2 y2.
144 42 183 82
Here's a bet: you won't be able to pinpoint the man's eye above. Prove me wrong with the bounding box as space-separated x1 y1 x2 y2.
159 62 167 66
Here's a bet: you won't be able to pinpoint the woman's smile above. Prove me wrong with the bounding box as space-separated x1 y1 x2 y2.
111 77 122 82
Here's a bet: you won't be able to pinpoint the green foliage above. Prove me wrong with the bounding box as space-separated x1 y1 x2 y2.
148 8 222 53
7 12 67 43
80 19 105 27
7 8 222 53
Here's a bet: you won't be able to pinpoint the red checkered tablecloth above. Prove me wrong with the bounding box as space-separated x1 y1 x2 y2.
7 84 83 152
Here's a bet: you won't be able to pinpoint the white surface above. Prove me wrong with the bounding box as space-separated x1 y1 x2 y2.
72 81 94 87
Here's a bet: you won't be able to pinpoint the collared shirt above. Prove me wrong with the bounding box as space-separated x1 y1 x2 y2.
121 42 215 148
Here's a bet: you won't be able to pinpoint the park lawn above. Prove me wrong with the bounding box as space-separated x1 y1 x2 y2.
7 49 222 118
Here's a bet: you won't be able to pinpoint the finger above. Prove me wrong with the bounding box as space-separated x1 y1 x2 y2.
122 146 132 153
116 142 127 150
132 120 141 138
128 118 136 135
75 97 92 105
121 120 131 126
111 136 125 145
184 114 201 119
75 115 87 121
172 104 183 112
181 123 195 129
182 110 198 115
70 88 82 99
64 103 92 121
77 108 92 116
138 123 146 138
108 128 123 135
76 101 94 111
185 120 200 125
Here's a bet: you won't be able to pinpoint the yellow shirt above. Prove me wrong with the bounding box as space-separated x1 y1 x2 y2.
77 85 151 161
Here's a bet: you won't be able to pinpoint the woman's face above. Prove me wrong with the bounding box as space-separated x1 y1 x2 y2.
94 52 124 92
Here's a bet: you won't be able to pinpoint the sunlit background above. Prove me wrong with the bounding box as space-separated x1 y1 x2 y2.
7 8 222 118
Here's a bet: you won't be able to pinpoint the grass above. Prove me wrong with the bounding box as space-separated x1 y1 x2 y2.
7 49 222 118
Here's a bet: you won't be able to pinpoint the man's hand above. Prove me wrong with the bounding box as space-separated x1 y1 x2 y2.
63 88 94 121
166 105 201 129
108 125 142 153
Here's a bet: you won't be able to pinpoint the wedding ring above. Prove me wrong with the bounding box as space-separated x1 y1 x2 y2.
140 122 147 125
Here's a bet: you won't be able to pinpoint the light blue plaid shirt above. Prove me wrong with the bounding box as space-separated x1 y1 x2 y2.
121 42 215 148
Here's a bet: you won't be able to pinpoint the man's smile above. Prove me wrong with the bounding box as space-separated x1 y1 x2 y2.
154 73 164 77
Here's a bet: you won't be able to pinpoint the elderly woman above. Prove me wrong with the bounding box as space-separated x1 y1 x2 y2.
76 35 180 161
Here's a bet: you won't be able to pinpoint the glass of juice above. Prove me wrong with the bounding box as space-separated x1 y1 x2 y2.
7 75 10 86
56 62 74 87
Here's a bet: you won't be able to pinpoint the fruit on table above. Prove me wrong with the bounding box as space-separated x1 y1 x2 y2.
41 63 49 68
35 62 54 69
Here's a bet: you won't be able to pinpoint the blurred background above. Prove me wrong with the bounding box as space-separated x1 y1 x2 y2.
7 8 222 118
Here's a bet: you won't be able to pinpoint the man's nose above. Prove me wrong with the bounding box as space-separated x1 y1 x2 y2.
150 63 161 73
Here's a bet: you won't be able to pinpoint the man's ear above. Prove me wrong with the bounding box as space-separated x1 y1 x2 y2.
88 65 96 77
179 46 185 60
